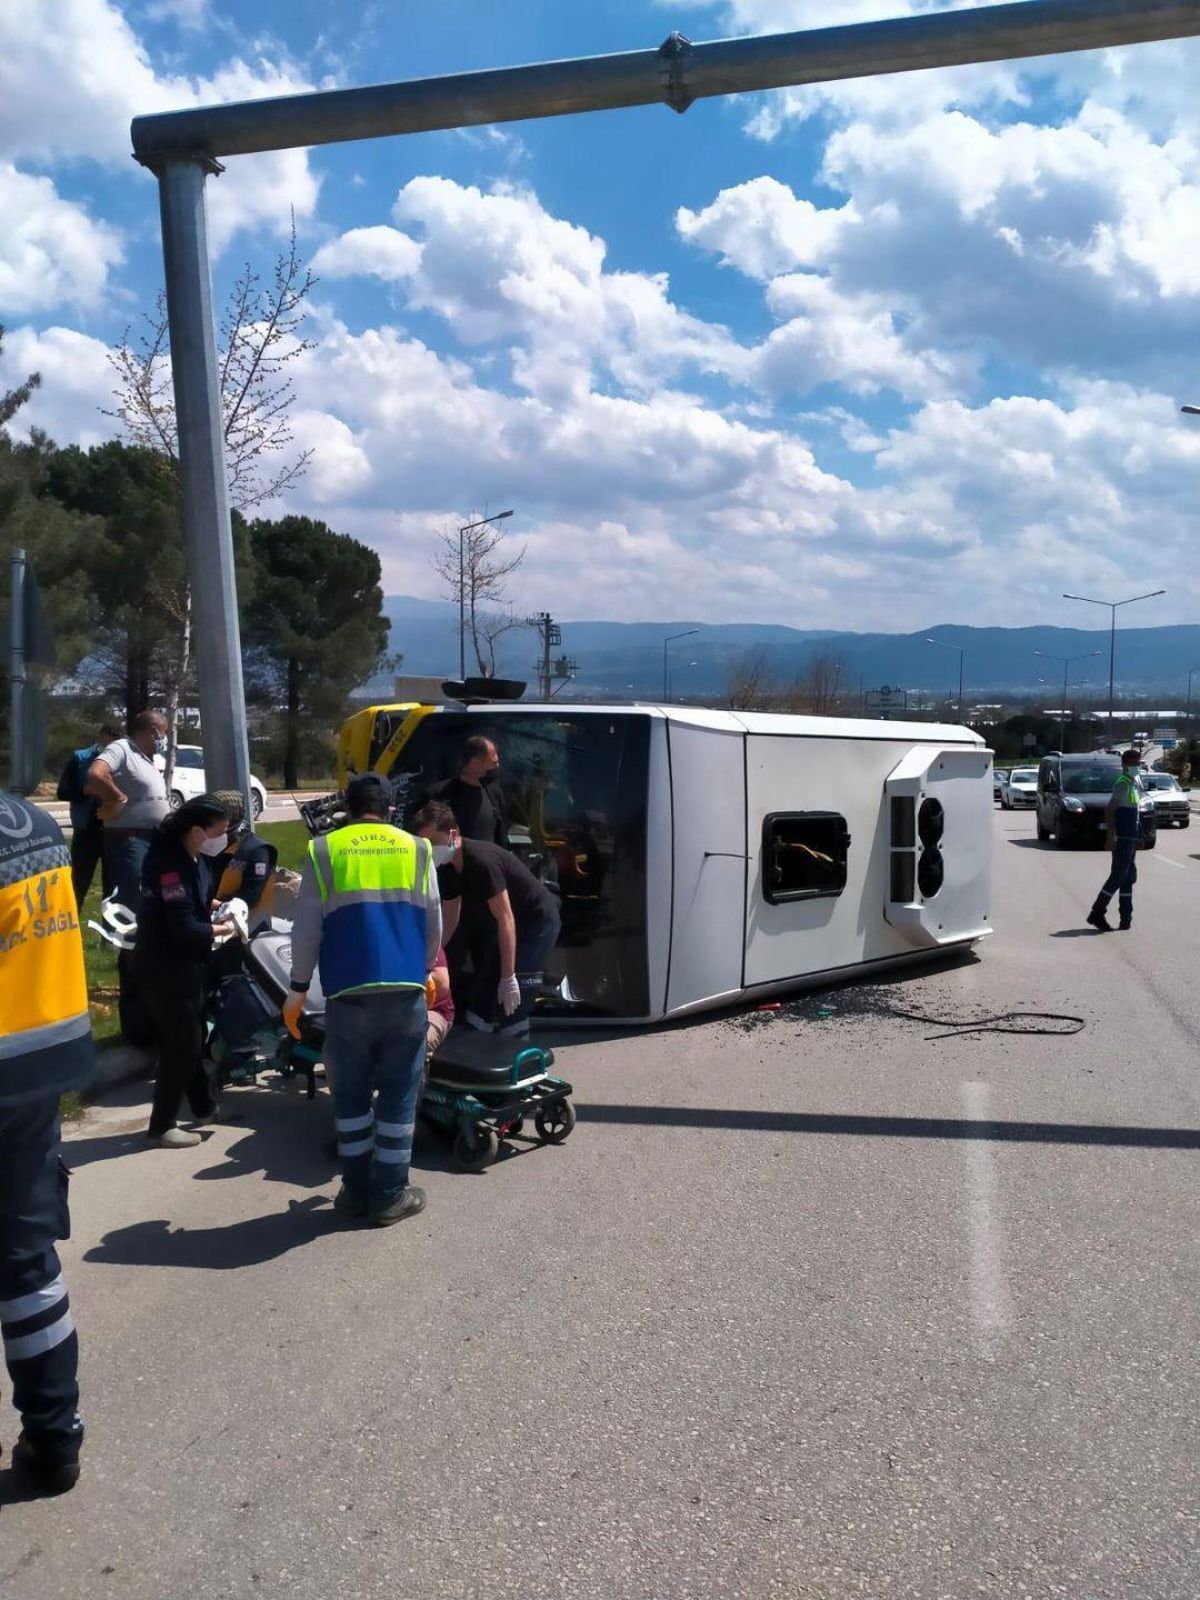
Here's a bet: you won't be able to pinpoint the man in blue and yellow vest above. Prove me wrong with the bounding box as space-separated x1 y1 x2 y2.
0 789 94 1494
1087 749 1144 933
284 774 441 1227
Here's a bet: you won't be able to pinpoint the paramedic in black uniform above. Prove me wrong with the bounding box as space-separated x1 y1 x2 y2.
426 736 509 847
134 794 235 1148
412 800 559 1035
208 789 278 932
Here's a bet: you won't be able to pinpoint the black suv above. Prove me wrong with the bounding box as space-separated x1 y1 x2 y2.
1036 755 1157 849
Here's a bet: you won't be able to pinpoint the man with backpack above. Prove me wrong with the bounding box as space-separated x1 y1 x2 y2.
56 726 118 909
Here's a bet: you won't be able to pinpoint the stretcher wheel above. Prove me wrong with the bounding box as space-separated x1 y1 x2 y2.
534 1099 576 1144
453 1122 500 1171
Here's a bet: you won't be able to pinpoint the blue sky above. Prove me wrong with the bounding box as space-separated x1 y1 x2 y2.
1 0 1199 631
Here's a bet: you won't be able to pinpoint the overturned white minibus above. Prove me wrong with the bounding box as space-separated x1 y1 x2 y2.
387 704 993 1025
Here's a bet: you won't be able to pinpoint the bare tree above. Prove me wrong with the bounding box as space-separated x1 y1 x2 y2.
106 219 316 510
793 644 845 716
432 513 526 677
105 221 317 783
726 647 778 711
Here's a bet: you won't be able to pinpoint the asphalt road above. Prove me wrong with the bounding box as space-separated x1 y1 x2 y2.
4 808 1199 1599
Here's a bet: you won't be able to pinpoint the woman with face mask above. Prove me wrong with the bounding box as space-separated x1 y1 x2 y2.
133 794 235 1148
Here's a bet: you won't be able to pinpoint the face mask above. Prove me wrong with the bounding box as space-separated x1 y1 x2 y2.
432 840 457 866
153 735 168 755
479 770 499 787
199 832 229 857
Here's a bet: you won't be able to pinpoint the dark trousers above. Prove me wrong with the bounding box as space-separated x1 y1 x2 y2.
1097 838 1138 922
468 906 561 1027
105 831 155 1045
137 959 217 1136
70 818 108 909
0 1095 82 1457
325 990 426 1210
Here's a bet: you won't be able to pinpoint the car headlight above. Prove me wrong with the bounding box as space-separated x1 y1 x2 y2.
1061 797 1084 812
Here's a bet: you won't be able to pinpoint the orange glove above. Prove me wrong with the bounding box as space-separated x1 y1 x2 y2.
425 975 437 1007
282 991 305 1040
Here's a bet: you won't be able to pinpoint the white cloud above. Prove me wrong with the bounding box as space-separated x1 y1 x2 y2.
0 164 123 313
311 226 423 284
0 0 321 253
0 325 116 448
677 177 857 279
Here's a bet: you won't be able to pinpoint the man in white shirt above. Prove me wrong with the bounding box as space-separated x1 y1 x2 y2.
85 711 170 1046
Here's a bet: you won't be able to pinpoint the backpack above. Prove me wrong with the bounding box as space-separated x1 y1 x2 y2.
56 746 97 805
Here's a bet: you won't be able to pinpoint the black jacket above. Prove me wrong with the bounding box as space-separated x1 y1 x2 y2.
214 831 277 912
135 830 219 964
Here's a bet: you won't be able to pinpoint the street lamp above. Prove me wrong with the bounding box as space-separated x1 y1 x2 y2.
1187 666 1200 726
925 637 965 717
1062 589 1165 734
663 629 699 701
1182 404 1200 415
1034 649 1101 751
457 509 514 677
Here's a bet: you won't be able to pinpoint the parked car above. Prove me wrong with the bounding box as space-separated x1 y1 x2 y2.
992 769 1003 802
155 745 267 819
999 767 1038 809
1139 771 1190 829
1036 754 1157 849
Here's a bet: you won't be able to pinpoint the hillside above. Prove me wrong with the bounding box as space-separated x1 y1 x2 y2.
370 598 1200 704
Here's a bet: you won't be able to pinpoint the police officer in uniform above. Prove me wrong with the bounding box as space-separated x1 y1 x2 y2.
0 789 94 1494
134 795 235 1148
285 774 441 1227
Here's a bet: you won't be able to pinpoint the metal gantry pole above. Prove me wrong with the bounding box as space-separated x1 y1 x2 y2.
9 548 25 793
154 155 253 824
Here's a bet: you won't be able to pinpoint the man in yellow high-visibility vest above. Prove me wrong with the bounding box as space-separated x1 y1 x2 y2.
284 775 441 1228
0 790 94 1494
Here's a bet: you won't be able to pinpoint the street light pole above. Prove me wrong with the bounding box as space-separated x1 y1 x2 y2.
457 509 514 678
1187 666 1200 726
925 637 965 718
663 629 699 701
1034 649 1101 750
1062 589 1166 735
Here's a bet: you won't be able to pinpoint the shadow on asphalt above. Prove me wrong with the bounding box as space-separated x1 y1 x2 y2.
0 1464 49 1511
575 1104 1200 1149
1049 928 1103 938
82 1195 341 1271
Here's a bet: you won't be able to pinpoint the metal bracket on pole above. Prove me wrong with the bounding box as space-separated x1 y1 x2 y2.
658 32 694 114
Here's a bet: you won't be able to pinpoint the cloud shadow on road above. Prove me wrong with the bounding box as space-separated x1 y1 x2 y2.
576 1104 1200 1150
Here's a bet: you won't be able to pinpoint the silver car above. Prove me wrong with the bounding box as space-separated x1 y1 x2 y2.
1139 771 1191 829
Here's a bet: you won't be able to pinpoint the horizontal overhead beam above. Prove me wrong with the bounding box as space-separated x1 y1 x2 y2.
131 0 1200 161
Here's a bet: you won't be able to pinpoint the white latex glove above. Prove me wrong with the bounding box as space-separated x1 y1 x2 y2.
498 974 521 1016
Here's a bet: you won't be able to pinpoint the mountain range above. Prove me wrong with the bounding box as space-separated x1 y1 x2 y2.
370 597 1200 707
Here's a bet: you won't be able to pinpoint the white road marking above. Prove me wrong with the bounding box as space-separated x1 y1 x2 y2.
1148 854 1185 868
962 1080 1011 1362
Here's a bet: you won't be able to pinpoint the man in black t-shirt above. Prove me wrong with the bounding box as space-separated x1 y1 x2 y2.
412 801 559 1035
425 736 508 847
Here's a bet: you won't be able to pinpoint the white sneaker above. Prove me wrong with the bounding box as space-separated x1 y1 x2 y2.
152 1127 202 1149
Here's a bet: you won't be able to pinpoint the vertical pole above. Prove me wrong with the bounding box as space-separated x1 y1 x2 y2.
958 651 964 718
542 614 552 700
155 155 253 823
1061 660 1069 750
458 525 465 679
1108 604 1116 735
662 639 669 703
9 548 26 792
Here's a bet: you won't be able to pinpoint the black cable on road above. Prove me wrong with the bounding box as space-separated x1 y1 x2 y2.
876 1007 1086 1042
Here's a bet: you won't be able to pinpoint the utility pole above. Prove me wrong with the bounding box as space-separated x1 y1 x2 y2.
8 548 25 793
526 611 561 699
